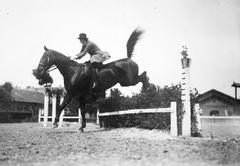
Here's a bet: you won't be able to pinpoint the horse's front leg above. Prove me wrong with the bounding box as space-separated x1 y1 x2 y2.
53 94 73 129
78 98 86 132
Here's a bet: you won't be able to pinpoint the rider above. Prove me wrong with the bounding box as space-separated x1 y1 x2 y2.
74 33 110 88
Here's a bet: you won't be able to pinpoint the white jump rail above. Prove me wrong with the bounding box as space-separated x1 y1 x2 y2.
97 102 177 137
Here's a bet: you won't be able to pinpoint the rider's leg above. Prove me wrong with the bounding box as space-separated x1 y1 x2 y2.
91 62 101 88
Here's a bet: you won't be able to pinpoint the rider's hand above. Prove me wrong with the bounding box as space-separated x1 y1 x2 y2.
75 56 80 60
74 54 81 60
70 56 77 60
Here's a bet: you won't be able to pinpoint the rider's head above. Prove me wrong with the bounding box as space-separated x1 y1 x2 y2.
78 33 88 44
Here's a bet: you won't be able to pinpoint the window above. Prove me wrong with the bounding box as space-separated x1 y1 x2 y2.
210 110 219 116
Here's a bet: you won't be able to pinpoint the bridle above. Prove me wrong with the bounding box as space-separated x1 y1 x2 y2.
38 52 57 73
48 66 57 72
38 62 57 74
38 50 74 74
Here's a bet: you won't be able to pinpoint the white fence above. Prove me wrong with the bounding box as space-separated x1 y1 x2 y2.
38 93 81 127
200 116 240 126
96 102 177 136
38 108 81 127
193 104 240 127
39 95 177 136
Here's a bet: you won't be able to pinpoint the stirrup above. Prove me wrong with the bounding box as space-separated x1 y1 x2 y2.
92 82 98 88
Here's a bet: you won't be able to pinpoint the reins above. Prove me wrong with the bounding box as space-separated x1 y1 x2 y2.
48 66 57 72
46 51 73 73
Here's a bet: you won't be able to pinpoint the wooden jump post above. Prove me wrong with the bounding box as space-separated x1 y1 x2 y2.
43 90 50 128
194 103 202 130
97 102 177 137
181 46 192 136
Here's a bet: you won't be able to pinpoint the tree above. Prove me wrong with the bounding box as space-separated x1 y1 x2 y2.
0 82 13 109
2 82 13 93
98 88 124 112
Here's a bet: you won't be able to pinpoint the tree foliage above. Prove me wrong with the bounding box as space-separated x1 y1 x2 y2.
2 82 13 93
0 82 13 109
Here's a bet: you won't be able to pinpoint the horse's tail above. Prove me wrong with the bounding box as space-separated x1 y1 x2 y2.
126 28 144 58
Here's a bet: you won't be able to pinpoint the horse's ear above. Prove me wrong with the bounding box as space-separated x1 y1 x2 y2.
44 45 49 52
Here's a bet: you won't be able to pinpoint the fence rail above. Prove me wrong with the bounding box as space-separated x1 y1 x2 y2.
97 102 177 136
97 108 173 116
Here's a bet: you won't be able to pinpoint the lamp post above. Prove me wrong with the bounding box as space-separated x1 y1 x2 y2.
180 46 191 136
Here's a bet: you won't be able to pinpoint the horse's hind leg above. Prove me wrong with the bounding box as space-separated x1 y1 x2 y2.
130 71 149 89
139 71 150 89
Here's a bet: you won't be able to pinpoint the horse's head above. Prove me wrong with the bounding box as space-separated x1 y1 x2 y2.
33 46 55 86
37 46 56 72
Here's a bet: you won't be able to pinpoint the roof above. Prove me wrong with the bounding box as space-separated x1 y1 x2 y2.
198 89 239 105
232 82 240 88
11 88 44 104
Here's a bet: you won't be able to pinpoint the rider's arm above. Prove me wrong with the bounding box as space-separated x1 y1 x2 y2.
75 43 88 59
75 41 93 60
76 51 87 59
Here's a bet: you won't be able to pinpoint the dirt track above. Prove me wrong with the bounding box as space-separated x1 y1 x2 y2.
0 122 240 166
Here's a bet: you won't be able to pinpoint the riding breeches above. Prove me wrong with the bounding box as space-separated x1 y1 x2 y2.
90 52 110 63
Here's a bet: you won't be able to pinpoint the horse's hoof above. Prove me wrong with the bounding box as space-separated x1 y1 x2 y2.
78 128 84 133
52 124 58 129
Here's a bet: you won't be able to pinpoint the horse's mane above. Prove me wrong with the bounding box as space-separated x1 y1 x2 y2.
126 28 144 58
50 49 79 67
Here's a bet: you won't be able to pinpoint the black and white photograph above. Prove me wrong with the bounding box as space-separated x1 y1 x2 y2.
0 0 240 165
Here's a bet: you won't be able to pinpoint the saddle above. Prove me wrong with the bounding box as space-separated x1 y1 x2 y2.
83 61 101 79
70 62 97 87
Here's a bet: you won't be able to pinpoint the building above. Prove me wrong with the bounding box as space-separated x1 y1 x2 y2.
232 82 240 99
198 89 240 116
0 87 44 122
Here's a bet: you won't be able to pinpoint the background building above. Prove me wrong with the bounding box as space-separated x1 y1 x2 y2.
0 87 44 122
198 89 240 116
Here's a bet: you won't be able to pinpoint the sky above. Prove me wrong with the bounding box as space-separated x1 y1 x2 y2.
0 0 239 98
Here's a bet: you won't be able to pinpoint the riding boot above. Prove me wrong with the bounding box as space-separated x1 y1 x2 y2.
92 68 98 88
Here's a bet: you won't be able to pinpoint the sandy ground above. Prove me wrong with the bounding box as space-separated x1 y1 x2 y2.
0 122 240 166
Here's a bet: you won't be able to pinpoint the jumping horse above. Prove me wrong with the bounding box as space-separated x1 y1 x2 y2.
33 28 150 132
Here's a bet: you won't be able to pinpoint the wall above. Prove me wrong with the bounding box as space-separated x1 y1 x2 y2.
201 116 240 126
200 97 233 116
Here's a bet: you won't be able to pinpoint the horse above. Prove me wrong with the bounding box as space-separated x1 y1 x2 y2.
33 28 150 132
